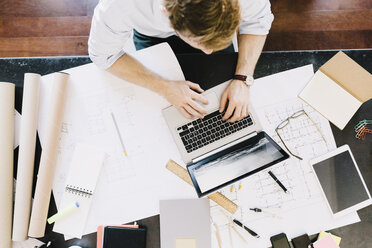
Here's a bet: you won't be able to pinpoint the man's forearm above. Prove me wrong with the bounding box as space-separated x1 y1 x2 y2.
235 34 267 76
107 53 169 96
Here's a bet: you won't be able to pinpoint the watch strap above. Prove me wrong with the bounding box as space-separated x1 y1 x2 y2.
233 74 247 82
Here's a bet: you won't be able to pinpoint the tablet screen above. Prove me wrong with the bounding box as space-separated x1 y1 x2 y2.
187 132 289 197
312 151 370 214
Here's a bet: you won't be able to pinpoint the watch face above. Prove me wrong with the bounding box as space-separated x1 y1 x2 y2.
245 75 254 86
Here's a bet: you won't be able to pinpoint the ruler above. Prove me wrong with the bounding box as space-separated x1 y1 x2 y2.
166 160 238 214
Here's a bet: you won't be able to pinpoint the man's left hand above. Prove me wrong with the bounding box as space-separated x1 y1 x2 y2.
219 80 250 122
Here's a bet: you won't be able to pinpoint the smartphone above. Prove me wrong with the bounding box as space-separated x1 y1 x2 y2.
292 234 312 248
270 233 290 248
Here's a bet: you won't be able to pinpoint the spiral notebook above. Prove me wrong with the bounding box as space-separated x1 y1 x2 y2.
53 144 106 238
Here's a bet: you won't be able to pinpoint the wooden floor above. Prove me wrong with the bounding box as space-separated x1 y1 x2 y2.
0 0 371 57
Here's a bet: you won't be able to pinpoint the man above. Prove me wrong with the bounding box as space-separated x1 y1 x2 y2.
89 0 273 122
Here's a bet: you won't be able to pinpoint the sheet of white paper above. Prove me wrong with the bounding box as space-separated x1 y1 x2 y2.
210 65 360 248
53 144 106 238
37 43 195 236
12 238 44 248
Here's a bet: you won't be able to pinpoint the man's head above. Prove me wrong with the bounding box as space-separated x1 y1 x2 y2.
163 0 241 54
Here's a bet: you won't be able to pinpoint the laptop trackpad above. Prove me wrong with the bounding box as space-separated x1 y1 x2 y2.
197 92 219 112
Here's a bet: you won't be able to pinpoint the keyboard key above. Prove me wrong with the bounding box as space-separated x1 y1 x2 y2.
180 130 190 136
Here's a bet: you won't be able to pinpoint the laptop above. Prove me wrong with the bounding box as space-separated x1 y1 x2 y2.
162 80 289 197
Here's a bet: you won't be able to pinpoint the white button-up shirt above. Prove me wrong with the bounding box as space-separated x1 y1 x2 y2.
88 0 274 69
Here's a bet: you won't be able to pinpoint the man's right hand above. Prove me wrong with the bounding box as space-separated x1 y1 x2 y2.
162 80 209 119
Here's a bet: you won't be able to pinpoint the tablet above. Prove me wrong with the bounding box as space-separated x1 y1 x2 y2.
187 132 289 198
310 145 372 217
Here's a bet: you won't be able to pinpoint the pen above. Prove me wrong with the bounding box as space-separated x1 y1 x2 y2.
268 171 288 193
249 207 281 219
232 219 260 238
111 112 128 156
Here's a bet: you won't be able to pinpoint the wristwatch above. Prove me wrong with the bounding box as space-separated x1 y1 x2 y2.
233 74 254 87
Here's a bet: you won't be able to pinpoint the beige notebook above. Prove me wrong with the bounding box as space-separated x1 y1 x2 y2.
299 52 372 130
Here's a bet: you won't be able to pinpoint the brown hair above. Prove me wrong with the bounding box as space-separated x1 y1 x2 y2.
164 0 241 51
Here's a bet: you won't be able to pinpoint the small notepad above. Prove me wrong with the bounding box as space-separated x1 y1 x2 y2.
53 143 106 238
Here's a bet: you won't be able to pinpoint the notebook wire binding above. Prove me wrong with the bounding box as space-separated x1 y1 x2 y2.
65 185 93 198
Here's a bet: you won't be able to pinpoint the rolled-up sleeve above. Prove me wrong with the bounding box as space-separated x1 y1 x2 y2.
88 1 132 69
239 0 274 35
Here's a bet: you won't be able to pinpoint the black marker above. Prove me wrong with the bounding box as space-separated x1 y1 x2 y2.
232 219 260 238
268 171 288 193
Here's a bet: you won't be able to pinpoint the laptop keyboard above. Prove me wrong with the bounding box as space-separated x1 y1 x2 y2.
177 110 254 153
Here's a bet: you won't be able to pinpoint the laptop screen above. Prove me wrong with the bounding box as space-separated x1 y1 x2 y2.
187 132 289 197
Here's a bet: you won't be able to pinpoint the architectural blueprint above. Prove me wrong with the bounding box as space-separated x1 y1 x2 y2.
36 47 360 244
37 44 196 236
210 65 360 248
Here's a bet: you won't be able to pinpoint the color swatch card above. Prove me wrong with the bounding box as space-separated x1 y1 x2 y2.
53 144 106 238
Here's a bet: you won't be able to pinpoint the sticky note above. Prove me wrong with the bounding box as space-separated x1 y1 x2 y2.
318 231 341 245
314 234 339 248
175 238 197 248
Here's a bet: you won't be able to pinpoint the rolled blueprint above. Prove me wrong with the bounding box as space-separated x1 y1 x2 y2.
13 73 41 241
0 82 15 248
28 72 69 238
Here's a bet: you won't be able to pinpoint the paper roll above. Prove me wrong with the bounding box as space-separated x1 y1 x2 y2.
12 73 41 241
28 72 69 238
0 82 15 248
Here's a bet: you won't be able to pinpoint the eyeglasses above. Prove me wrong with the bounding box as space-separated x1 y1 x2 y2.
275 110 327 160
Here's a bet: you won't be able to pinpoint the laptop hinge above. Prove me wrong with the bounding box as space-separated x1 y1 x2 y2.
191 132 258 164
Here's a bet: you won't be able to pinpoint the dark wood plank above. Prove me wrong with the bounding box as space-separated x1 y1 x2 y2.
264 30 372 51
0 37 88 57
272 10 372 32
0 0 87 17
271 0 372 12
0 17 91 37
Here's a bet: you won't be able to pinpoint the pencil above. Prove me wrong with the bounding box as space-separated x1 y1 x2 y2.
111 112 128 156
